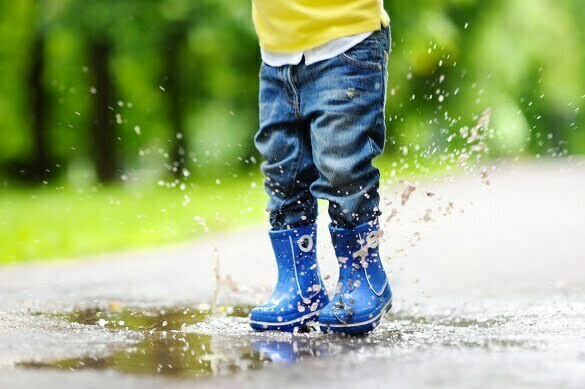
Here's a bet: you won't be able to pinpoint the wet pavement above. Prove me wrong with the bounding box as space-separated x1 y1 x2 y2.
1 160 585 388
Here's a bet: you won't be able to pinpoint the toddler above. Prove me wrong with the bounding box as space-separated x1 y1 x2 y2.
249 0 392 335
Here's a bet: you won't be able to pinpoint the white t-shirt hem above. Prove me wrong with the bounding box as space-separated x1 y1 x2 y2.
260 31 373 67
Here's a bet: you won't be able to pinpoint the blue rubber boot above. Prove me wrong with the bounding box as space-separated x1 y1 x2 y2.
249 224 330 332
319 221 392 334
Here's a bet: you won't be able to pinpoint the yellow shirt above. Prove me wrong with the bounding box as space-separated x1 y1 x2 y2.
252 0 390 53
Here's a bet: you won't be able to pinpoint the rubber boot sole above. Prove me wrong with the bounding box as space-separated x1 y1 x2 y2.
319 299 393 335
249 310 321 333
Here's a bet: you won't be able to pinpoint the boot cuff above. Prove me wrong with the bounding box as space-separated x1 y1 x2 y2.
328 219 379 237
269 223 316 241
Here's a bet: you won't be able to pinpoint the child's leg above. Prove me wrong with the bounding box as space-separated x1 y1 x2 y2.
254 63 319 230
297 28 392 333
300 28 390 228
250 63 330 332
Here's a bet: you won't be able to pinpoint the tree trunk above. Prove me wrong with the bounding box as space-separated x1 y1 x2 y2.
164 27 187 178
27 33 51 182
89 40 117 183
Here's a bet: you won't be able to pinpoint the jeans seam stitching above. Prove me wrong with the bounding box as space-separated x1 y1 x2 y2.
367 40 383 155
281 68 297 109
287 66 303 119
368 66 386 156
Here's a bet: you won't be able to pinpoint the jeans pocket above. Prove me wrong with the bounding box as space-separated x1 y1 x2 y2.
339 36 383 71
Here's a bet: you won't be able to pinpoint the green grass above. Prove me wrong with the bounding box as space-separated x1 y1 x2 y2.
0 173 267 264
0 155 452 264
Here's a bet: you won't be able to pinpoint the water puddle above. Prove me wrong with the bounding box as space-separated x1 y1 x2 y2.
18 304 267 378
16 301 559 379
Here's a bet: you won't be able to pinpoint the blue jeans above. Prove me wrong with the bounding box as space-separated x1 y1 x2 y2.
255 28 390 230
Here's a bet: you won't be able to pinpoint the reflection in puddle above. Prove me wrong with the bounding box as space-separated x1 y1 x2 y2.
19 305 268 378
18 303 546 379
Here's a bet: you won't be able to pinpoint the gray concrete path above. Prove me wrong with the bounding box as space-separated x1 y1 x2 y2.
1 160 585 388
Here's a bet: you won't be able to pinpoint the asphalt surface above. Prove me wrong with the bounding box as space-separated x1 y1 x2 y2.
1 159 585 388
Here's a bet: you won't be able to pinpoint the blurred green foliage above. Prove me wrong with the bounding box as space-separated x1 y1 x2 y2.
0 0 583 262
0 0 583 185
